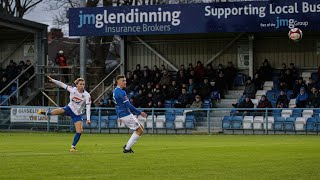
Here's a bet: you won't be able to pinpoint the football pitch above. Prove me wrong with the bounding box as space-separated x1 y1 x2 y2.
1 133 320 180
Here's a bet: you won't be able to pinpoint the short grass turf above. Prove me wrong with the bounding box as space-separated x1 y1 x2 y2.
0 133 320 180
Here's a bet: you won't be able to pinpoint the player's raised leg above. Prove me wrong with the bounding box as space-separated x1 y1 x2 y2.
70 121 83 152
37 108 65 116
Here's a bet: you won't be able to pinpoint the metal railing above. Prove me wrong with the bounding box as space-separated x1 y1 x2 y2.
1 106 320 135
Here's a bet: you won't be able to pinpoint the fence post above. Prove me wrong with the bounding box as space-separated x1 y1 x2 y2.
47 108 50 132
152 108 154 134
265 108 268 135
98 108 101 134
207 109 210 134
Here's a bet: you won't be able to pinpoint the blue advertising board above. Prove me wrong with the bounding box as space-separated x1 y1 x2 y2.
69 0 320 36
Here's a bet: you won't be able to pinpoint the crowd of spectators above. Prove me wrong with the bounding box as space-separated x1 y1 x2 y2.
0 59 35 102
99 61 238 108
233 59 320 111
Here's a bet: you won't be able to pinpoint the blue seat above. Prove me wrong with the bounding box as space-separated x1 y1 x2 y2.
164 103 172 108
272 110 281 118
108 115 118 128
284 117 296 131
185 121 194 129
165 121 174 129
232 116 243 129
174 109 184 115
100 116 108 128
222 116 232 129
274 117 285 131
210 91 220 100
306 117 316 131
90 120 98 128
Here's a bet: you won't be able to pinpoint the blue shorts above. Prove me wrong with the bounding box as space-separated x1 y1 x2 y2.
63 106 82 124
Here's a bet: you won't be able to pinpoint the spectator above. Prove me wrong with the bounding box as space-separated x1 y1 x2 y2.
296 87 308 108
187 70 195 81
152 65 161 76
146 101 154 109
143 66 151 76
235 96 254 116
176 70 188 86
216 64 224 75
168 80 180 99
194 61 205 83
289 63 299 80
281 69 294 90
293 77 308 98
253 73 264 90
125 71 133 86
198 78 211 99
55 50 69 82
152 72 162 85
145 93 153 107
128 74 139 92
276 90 289 108
190 95 203 108
258 59 273 81
140 70 151 87
0 76 9 95
98 99 106 107
161 84 169 100
153 88 164 105
189 88 198 104
154 101 164 109
186 63 194 75
134 89 145 108
160 64 167 74
205 64 216 81
278 80 288 92
133 64 142 77
6 60 17 81
232 77 256 108
279 63 287 79
224 61 237 90
17 60 26 74
307 78 316 93
159 70 171 86
176 88 191 108
187 78 196 94
177 64 186 77
257 95 273 108
25 59 35 80
307 87 320 108
144 83 153 95
215 72 228 98
105 98 115 107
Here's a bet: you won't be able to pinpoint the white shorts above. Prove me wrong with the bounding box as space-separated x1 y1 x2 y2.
120 114 141 130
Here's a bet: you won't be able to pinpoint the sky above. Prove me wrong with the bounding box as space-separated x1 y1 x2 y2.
24 2 59 30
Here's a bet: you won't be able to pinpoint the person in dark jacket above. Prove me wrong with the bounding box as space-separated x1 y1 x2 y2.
276 90 289 108
235 96 254 116
307 87 320 108
296 87 309 108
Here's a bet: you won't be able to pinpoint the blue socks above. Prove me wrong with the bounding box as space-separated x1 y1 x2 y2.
72 133 82 147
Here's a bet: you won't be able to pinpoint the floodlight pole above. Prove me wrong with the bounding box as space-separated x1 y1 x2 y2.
80 0 86 81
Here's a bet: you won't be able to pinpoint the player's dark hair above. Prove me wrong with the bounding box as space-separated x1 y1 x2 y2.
116 75 125 81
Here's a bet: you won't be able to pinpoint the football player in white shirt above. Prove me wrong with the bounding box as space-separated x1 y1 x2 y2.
38 76 91 152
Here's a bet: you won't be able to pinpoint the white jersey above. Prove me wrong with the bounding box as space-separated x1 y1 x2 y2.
51 79 91 120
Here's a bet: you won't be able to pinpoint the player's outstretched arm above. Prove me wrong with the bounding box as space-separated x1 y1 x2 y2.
47 76 72 92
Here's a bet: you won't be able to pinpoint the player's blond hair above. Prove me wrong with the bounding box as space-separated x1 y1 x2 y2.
74 78 85 85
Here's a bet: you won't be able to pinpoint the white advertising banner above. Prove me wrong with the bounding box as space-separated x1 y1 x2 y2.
10 108 58 123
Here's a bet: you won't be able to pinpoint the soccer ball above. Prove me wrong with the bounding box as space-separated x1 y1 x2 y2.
288 28 303 42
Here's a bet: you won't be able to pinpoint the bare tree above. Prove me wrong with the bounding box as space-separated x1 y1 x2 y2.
0 0 44 17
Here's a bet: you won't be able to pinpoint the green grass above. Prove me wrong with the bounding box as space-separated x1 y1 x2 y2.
0 133 320 180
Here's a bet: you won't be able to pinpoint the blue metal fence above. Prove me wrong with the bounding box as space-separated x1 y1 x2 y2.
0 106 319 134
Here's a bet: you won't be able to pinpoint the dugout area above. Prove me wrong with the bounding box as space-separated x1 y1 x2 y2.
0 15 47 105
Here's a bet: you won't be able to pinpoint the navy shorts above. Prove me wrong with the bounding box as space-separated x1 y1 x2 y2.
63 106 82 124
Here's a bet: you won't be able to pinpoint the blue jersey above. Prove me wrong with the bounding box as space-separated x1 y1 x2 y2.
113 87 141 118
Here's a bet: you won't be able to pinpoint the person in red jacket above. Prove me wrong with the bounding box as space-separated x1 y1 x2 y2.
55 50 69 82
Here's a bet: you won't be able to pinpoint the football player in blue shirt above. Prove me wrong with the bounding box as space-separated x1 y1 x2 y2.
113 75 147 153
